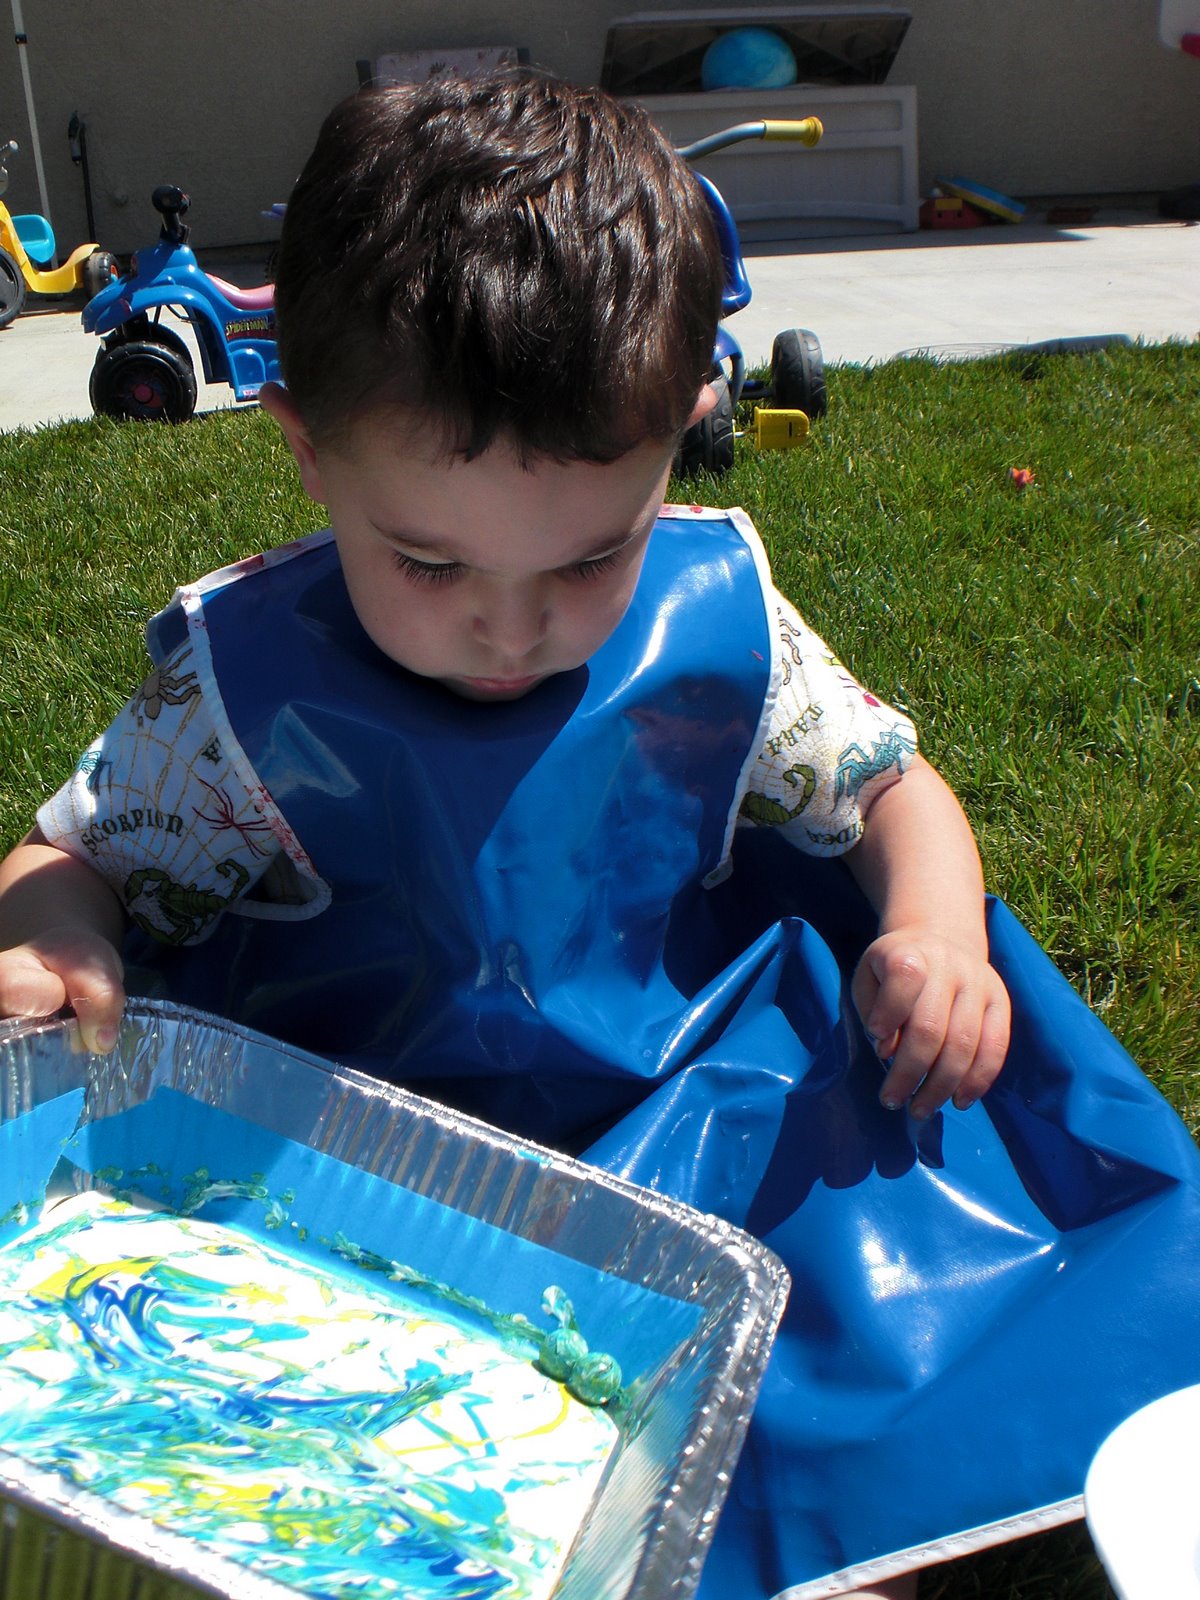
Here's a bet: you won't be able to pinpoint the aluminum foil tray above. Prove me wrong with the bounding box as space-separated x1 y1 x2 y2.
0 1001 789 1600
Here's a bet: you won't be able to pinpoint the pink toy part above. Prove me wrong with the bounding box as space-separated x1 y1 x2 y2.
1182 31 1200 54
208 276 275 312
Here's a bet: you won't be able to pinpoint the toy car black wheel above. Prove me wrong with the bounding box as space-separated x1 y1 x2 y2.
102 320 191 362
90 336 198 422
675 372 736 477
771 328 827 418
82 250 120 301
0 247 26 330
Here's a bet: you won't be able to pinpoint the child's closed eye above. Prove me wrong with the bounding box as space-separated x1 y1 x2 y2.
566 550 622 581
390 551 463 586
389 547 625 586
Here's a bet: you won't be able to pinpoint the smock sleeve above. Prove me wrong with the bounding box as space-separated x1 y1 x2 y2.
740 592 919 857
35 642 288 945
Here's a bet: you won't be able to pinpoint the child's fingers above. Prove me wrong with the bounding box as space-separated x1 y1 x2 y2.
852 942 929 1064
856 932 1013 1117
951 990 1012 1110
876 974 961 1113
70 987 125 1055
0 948 70 1021
898 989 981 1118
0 935 125 1054
884 983 1010 1119
62 948 125 1055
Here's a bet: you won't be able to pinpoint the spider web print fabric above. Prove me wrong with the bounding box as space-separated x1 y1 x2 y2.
36 641 285 946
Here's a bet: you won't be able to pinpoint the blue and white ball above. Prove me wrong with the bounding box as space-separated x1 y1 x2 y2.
701 27 798 91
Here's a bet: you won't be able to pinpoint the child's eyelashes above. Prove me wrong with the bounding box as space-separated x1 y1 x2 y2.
389 548 625 585
390 551 463 586
568 550 622 581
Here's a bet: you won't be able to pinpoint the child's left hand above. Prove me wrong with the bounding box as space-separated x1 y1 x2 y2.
852 927 1011 1119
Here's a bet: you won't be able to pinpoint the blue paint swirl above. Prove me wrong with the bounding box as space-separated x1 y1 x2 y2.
0 1197 619 1599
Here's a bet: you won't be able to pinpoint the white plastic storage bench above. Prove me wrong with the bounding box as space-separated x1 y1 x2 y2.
601 8 918 241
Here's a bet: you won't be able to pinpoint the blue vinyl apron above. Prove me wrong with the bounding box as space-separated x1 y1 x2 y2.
130 513 1200 1598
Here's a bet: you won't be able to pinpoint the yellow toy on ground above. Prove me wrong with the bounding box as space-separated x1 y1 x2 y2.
749 406 810 450
0 139 118 328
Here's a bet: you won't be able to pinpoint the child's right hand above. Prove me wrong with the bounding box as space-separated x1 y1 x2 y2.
0 929 126 1054
0 836 129 1053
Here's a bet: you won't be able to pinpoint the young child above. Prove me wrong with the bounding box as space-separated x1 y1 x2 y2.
0 70 1011 1599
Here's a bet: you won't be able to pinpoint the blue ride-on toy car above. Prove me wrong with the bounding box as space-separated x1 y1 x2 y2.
83 185 278 422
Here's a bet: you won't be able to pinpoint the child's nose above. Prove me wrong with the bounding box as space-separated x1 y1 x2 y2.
472 584 549 658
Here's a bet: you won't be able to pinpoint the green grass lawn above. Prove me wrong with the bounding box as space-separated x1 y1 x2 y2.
1 341 1198 1597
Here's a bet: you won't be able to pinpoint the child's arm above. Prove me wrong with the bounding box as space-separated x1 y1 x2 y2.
0 829 127 1053
845 755 1011 1119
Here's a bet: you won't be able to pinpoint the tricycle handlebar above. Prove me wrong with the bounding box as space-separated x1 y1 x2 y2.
676 117 822 162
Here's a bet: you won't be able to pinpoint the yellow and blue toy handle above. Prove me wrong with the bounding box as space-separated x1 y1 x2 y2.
676 117 823 164
678 119 823 315
677 119 823 328
678 119 824 420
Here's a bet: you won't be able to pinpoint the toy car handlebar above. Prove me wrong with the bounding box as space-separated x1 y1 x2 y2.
676 117 823 162
152 185 191 246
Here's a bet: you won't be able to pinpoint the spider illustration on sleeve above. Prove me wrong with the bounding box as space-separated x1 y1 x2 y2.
192 775 275 857
131 654 201 725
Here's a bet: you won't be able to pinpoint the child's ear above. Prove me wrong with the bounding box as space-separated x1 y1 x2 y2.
684 383 720 428
259 382 326 505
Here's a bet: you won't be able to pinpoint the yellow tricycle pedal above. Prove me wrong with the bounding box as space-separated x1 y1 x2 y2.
752 407 810 450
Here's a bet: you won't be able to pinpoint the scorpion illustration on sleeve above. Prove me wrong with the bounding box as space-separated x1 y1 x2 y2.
740 762 817 826
124 859 250 944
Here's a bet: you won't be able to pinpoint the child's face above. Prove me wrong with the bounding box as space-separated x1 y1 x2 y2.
264 391 698 702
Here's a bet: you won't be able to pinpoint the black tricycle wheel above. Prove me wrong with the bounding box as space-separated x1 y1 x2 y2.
771 328 827 418
675 372 736 478
0 246 26 329
90 332 198 422
82 250 121 302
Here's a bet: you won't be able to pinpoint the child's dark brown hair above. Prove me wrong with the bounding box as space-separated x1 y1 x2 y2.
272 68 723 462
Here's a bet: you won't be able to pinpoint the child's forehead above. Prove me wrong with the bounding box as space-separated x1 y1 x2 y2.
327 406 463 468
332 411 674 497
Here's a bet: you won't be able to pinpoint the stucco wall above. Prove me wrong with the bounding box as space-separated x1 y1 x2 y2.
1 0 1194 256
896 0 1198 197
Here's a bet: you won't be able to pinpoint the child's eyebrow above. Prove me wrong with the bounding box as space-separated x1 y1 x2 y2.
370 524 450 553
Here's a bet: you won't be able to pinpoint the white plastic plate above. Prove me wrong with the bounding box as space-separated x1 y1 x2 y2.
1085 1384 1200 1599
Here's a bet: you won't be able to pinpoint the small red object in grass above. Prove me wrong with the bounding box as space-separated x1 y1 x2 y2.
1009 467 1035 490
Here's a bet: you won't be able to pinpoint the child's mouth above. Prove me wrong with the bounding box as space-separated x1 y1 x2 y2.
455 674 545 701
